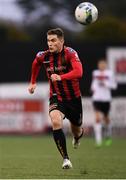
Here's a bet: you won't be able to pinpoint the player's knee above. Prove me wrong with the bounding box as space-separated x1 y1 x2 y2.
49 111 62 129
95 112 101 123
52 119 62 129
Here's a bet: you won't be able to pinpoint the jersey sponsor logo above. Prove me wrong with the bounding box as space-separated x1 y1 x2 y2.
94 75 109 80
47 65 67 73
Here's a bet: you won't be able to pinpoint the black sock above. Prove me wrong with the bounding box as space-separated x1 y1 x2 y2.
53 129 69 159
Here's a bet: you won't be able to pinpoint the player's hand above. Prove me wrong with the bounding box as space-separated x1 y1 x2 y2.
51 74 61 82
28 83 36 94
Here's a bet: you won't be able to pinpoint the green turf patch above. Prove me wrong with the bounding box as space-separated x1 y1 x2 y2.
0 136 126 179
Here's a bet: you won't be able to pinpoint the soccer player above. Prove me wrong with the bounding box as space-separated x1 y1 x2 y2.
28 28 83 169
91 59 117 147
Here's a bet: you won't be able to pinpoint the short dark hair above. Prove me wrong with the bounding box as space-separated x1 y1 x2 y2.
47 28 64 39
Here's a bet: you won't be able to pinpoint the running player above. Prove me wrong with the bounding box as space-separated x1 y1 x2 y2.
28 28 83 169
91 59 117 147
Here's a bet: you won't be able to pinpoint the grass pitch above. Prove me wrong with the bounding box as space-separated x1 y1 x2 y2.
0 135 126 179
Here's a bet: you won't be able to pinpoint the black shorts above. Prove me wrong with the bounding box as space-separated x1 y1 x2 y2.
93 101 111 116
49 96 83 126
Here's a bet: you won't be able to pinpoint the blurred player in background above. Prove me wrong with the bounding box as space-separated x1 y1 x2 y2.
91 59 117 147
28 28 83 169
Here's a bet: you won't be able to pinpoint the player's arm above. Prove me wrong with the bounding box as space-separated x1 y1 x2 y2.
90 71 99 93
28 52 43 94
50 62 83 81
60 49 83 80
51 58 83 82
104 72 117 89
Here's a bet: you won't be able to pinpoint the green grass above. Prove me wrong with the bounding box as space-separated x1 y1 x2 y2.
0 135 126 179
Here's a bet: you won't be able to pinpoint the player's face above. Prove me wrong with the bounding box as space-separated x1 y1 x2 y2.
47 34 64 53
98 60 107 71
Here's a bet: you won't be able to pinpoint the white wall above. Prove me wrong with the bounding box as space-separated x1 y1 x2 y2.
0 83 126 134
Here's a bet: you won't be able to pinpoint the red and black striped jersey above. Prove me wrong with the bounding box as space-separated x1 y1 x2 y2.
31 46 83 101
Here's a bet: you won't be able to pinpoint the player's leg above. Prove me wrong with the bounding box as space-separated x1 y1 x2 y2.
93 102 103 147
103 114 111 136
103 114 112 146
102 102 112 146
71 123 83 149
94 110 102 147
49 109 72 169
65 97 83 149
